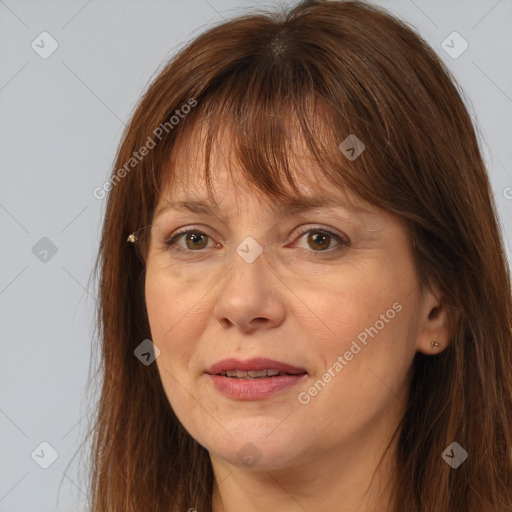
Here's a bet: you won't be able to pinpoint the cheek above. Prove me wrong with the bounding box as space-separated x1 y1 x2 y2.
300 262 418 384
291 262 404 343
145 271 197 369
145 273 221 450
145 260 206 331
299 278 418 430
145 274 202 420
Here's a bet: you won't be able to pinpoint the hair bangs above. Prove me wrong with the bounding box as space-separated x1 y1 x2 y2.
157 63 367 218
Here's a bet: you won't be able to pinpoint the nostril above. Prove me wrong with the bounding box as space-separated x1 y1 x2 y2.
219 318 232 328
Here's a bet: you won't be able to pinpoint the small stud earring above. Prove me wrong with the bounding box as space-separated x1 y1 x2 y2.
431 340 440 348
127 232 138 243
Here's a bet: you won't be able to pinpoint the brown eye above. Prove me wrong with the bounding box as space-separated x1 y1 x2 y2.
184 232 209 250
293 227 350 255
165 230 214 251
164 226 349 257
307 231 331 251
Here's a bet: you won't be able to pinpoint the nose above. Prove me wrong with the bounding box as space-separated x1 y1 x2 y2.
213 244 286 333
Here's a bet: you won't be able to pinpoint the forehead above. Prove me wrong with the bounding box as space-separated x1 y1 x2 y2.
158 114 375 217
171 115 321 181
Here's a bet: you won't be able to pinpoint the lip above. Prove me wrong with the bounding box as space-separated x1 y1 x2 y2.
205 357 307 375
205 358 308 400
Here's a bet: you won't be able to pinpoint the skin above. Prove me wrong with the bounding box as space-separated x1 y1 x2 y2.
144 123 452 512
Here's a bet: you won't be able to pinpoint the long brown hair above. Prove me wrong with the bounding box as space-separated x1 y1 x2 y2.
85 1 512 510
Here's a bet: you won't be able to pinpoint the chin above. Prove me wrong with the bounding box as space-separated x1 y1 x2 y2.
198 423 305 470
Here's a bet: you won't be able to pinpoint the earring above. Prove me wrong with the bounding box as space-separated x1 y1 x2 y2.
431 340 440 348
127 232 138 243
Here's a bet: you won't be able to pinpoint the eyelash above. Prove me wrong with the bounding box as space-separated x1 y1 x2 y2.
164 225 350 257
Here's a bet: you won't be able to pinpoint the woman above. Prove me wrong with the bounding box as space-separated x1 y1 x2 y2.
87 0 512 510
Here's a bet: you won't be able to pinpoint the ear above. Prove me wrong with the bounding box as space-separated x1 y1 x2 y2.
416 280 458 355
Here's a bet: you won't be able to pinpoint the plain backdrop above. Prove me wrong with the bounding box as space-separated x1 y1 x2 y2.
1 0 511 510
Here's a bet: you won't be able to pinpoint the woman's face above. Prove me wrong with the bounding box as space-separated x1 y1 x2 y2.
144 125 442 474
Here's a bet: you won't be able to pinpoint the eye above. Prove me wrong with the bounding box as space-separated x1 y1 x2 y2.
164 226 350 255
165 228 217 251
291 226 350 253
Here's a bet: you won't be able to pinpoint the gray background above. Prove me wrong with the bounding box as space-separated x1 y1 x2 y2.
1 0 511 510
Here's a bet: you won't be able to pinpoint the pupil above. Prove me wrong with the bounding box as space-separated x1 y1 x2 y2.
187 233 206 249
310 232 329 250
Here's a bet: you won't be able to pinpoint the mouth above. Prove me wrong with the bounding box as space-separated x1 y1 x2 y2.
215 369 306 379
205 357 308 377
205 358 308 400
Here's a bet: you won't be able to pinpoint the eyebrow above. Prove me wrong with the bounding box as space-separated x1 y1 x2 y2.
155 195 374 219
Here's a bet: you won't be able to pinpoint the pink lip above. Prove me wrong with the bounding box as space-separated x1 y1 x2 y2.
205 357 307 375
205 358 308 400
